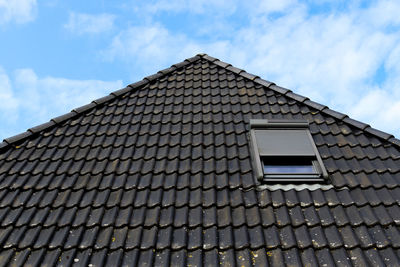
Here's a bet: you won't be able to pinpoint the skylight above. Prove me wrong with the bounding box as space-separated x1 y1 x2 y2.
249 119 328 183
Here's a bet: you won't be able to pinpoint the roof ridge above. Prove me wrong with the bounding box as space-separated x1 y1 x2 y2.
0 55 202 151
199 54 400 148
1 53 399 150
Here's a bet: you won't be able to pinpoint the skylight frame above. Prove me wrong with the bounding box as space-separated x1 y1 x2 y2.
249 119 328 183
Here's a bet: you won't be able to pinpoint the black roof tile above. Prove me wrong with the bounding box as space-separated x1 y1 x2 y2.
299 248 318 266
279 226 297 249
171 227 188 250
263 226 280 249
1 207 22 227
289 206 306 227
369 225 390 248
170 249 186 267
294 225 312 249
124 227 141 250
267 248 286 266
174 206 188 227
187 227 201 250
0 54 398 265
275 206 291 227
19 227 39 249
120 249 139 266
158 207 173 229
153 249 170 267
350 248 371 266
233 226 249 249
380 247 400 266
284 248 304 266
10 249 30 266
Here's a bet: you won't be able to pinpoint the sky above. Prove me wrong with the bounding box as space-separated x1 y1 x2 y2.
0 0 400 139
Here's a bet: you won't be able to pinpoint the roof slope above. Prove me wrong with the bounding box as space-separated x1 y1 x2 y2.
0 54 399 266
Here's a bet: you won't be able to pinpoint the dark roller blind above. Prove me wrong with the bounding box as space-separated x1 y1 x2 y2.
254 129 315 157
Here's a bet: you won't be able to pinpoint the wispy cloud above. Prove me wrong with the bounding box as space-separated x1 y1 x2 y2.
351 89 400 133
103 0 400 137
0 66 123 139
103 24 230 76
64 12 115 35
141 0 236 15
0 0 37 25
0 67 18 133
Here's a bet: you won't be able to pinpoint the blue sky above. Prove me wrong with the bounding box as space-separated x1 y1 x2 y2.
1 0 400 139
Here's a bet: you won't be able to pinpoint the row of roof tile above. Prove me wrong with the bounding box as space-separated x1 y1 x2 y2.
1 202 399 229
0 245 399 267
2 186 400 208
1 223 400 251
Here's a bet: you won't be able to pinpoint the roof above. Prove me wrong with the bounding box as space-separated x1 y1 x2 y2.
0 54 400 266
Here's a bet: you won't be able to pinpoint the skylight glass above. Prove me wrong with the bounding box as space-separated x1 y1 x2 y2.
264 164 315 174
263 157 316 174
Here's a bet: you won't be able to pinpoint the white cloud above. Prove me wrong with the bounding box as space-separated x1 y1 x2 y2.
64 12 115 34
103 24 230 76
250 0 299 14
102 0 400 137
0 66 123 139
13 69 123 121
0 67 18 123
141 0 236 15
105 25 196 63
350 89 400 135
0 0 37 24
364 0 400 28
229 9 398 106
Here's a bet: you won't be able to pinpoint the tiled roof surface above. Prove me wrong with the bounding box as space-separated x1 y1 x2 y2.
0 54 400 266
